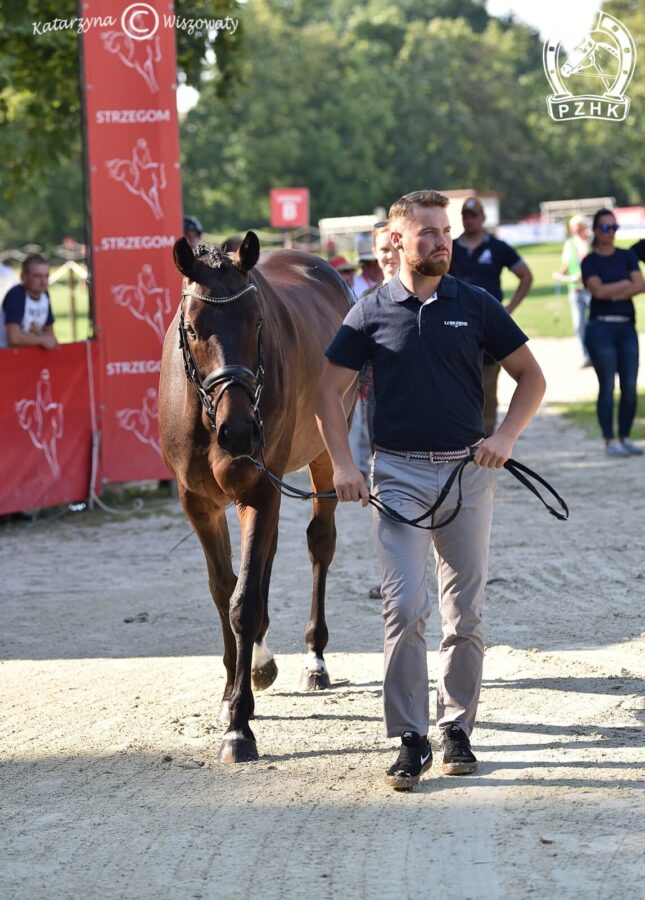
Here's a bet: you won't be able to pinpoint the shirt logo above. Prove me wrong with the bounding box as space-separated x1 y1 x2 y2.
478 248 493 264
444 320 468 328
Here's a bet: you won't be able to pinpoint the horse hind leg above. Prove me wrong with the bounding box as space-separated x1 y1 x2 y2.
300 452 337 691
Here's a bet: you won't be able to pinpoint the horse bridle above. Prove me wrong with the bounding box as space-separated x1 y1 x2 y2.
178 283 265 438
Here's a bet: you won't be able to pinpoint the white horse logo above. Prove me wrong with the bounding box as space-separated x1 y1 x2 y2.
543 11 636 122
111 265 172 343
106 139 166 220
101 31 161 93
15 369 64 479
116 388 161 456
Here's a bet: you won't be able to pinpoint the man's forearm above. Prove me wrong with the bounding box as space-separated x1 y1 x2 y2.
506 274 532 315
315 391 355 469
496 369 546 442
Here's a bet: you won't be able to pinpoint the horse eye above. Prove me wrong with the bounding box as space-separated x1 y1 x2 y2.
186 325 197 338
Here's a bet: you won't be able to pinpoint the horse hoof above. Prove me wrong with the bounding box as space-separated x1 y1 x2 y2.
299 668 331 691
252 657 278 691
218 732 259 764
219 700 231 723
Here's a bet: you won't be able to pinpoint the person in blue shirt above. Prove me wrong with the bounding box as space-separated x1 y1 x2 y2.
2 254 57 350
316 190 545 790
582 209 645 457
450 197 533 435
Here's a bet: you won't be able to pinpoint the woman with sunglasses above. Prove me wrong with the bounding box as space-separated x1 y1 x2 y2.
581 209 645 457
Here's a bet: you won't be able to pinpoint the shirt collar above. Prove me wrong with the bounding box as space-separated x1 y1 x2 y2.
388 271 458 303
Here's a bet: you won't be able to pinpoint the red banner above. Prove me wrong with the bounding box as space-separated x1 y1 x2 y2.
81 1 181 483
0 344 95 515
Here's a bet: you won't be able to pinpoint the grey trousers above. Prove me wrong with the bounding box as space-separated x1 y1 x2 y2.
371 451 497 738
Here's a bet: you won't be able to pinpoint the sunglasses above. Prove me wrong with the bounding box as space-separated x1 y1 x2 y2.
462 209 482 217
597 223 619 233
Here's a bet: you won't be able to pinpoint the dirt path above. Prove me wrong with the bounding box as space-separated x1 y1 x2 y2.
1 337 644 899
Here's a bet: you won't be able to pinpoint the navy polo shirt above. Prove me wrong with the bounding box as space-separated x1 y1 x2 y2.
325 273 528 452
581 249 639 324
449 234 522 301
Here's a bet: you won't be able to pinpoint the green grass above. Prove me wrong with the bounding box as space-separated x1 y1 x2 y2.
504 241 645 339
556 390 645 440
49 280 91 343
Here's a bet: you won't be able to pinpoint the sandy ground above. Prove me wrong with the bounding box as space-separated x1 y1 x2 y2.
1 337 644 900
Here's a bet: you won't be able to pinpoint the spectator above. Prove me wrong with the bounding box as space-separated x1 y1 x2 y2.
329 255 357 289
353 235 384 297
0 260 19 349
555 215 592 366
450 197 533 435
183 215 204 250
2 254 58 349
582 208 645 457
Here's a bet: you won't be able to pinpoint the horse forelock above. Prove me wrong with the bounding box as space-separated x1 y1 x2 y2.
195 243 228 270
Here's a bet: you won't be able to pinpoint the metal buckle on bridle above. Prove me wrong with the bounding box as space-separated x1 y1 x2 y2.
178 283 265 439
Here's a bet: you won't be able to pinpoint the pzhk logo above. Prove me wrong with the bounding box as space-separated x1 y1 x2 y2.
543 11 636 121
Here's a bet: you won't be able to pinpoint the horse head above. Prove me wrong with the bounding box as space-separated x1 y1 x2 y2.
173 231 263 459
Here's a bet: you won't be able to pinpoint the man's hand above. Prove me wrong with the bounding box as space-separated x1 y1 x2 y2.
40 333 58 350
333 463 370 506
474 433 514 468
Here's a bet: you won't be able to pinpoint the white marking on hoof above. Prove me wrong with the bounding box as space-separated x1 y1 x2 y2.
222 729 247 743
219 701 231 723
303 650 328 674
252 635 274 670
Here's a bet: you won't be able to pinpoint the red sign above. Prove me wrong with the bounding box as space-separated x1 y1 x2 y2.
270 188 310 228
0 345 95 515
81 1 181 483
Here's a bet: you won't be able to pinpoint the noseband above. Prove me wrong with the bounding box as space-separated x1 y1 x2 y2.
178 283 265 438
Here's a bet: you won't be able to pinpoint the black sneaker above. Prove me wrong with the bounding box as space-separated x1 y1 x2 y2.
441 723 477 775
385 731 432 791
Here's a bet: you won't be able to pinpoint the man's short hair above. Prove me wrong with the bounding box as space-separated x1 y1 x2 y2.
388 190 449 226
22 253 48 274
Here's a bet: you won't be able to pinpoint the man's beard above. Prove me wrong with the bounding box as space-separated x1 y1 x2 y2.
408 250 450 277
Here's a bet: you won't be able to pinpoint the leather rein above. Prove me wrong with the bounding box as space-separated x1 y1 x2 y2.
178 283 265 437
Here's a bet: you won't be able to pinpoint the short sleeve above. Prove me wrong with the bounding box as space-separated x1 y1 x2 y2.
580 254 597 286
501 241 522 271
624 249 639 274
2 287 25 324
45 294 55 326
325 302 370 371
481 290 528 362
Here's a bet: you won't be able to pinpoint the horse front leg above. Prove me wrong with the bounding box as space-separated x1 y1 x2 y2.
251 527 279 692
219 488 281 764
300 451 338 691
179 488 237 723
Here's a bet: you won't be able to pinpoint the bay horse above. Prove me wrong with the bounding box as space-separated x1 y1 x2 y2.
159 232 354 763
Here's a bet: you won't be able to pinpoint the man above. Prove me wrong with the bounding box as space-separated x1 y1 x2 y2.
183 215 204 250
555 215 592 367
316 190 545 790
2 254 58 349
450 197 533 435
352 235 383 298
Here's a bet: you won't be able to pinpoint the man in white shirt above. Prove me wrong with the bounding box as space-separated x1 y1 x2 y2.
2 254 58 349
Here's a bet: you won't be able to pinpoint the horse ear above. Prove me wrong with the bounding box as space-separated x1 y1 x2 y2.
173 237 196 278
236 231 260 273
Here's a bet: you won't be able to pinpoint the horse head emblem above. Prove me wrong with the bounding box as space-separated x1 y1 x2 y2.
543 11 636 121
